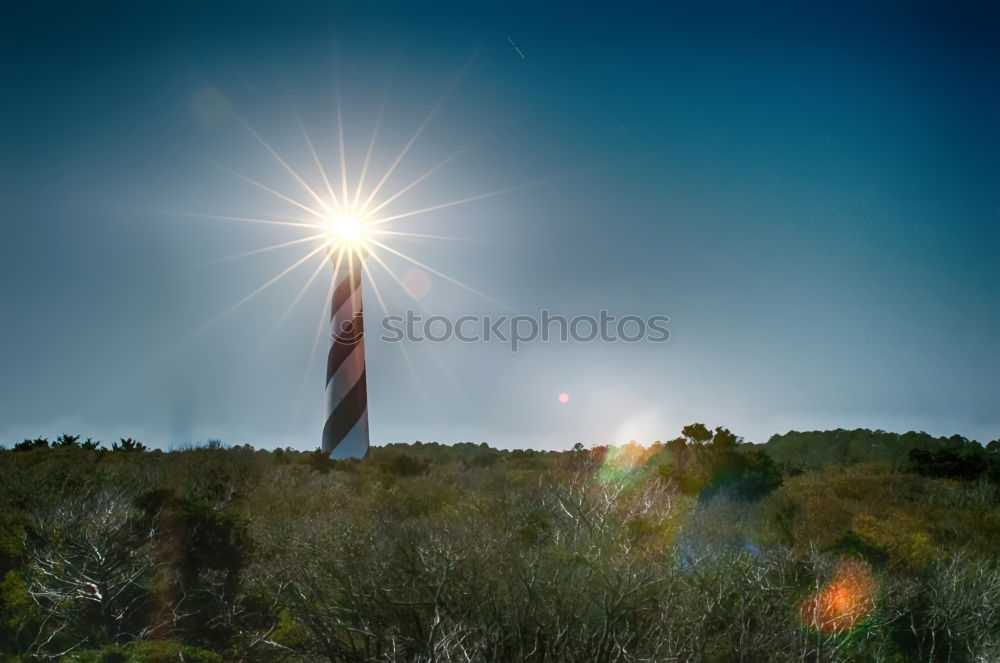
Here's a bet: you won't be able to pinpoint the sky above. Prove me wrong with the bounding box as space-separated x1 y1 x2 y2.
1 1 998 450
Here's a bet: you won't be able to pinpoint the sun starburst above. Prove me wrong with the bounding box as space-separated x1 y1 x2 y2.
180 80 522 326
167 68 536 421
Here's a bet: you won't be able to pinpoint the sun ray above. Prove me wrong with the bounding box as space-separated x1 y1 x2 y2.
330 246 346 284
201 232 330 266
161 211 323 230
234 114 331 212
370 229 488 244
292 105 340 209
369 180 541 226
290 268 339 426
358 256 431 407
333 61 350 205
360 56 475 212
258 249 333 349
366 237 515 312
186 243 329 342
363 245 445 317
363 148 465 218
189 57 526 436
358 254 391 319
218 164 329 220
362 249 471 409
346 242 360 306
364 246 435 316
363 246 411 295
352 99 386 207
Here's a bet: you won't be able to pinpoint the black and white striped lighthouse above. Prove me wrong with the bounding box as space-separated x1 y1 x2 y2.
322 254 369 458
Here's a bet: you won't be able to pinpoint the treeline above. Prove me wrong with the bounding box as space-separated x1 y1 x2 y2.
10 434 145 453
0 427 999 661
765 428 1000 470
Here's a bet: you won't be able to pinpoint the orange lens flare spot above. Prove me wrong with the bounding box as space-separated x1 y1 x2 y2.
800 557 876 634
558 392 570 404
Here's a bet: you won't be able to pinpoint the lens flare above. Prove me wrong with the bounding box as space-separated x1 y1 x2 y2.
403 268 432 299
594 442 657 485
173 66 533 422
799 557 876 634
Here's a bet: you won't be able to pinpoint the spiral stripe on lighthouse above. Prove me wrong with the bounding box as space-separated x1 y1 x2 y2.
322 263 369 458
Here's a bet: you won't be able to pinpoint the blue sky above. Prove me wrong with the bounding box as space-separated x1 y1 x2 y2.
1 1 997 449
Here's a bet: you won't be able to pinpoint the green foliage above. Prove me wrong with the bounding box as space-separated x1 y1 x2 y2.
54 434 81 448
681 423 712 444
699 448 783 502
372 449 431 476
1 427 998 661
765 428 982 469
651 425 782 501
111 438 147 453
13 437 49 452
304 447 342 473
1 570 43 653
135 490 250 648
66 640 221 663
762 465 1000 565
909 446 992 481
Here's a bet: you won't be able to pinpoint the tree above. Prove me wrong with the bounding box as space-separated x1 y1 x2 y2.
681 423 712 445
13 438 48 452
909 448 987 481
150 493 250 649
709 426 740 450
54 434 81 448
23 489 159 655
377 451 429 476
111 438 147 453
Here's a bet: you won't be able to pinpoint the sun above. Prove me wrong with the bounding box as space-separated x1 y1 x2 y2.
326 212 366 246
174 74 526 354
